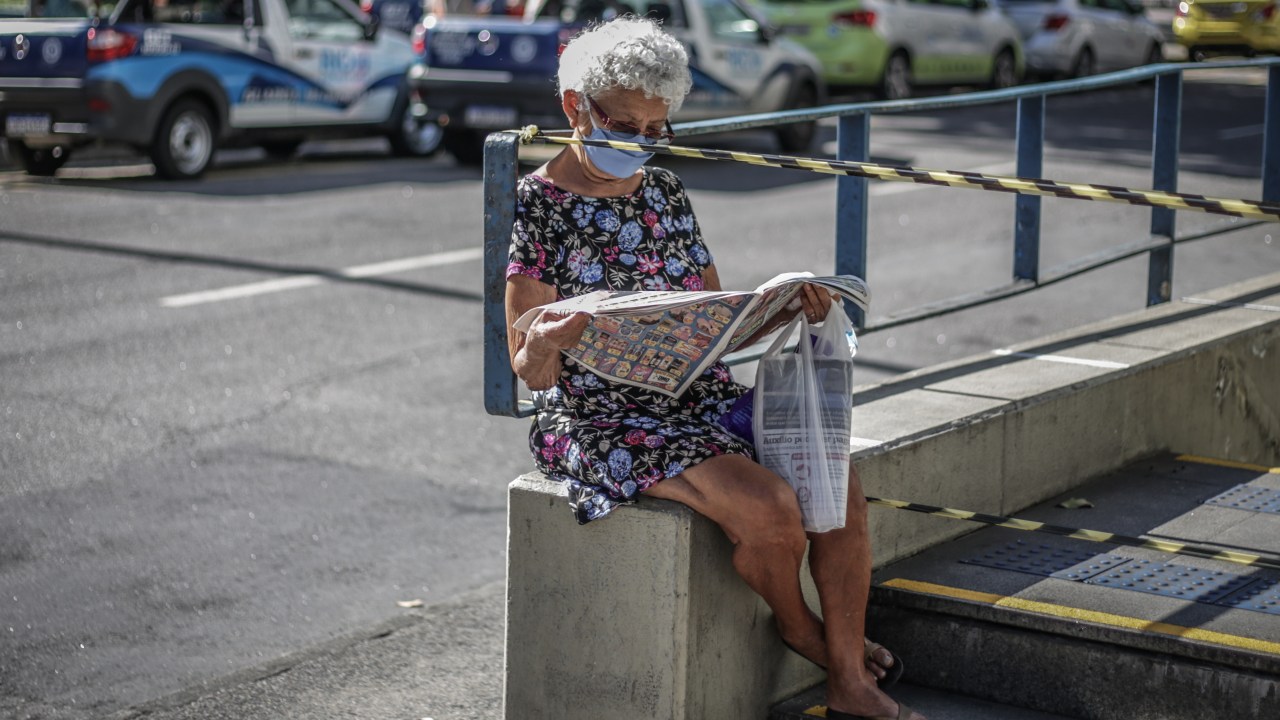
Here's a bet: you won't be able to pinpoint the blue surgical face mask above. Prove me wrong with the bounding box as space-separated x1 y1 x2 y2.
582 117 657 179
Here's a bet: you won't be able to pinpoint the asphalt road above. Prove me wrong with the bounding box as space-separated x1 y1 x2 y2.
1 69 1276 719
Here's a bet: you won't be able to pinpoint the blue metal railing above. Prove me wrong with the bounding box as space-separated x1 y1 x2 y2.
483 58 1280 417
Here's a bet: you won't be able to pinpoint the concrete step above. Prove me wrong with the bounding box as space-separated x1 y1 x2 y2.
789 454 1280 720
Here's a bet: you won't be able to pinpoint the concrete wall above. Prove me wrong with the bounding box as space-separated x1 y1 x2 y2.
503 272 1280 719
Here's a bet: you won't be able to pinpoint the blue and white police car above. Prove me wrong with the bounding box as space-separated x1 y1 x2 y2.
0 0 440 178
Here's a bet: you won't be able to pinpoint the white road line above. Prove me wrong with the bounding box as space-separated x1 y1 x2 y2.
160 247 484 308
1217 124 1264 141
1182 297 1280 313
992 348 1130 369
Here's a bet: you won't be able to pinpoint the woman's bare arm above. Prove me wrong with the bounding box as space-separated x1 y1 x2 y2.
505 275 591 391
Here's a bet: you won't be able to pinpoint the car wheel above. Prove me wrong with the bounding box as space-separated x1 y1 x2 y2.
989 49 1018 90
152 98 216 180
879 52 912 101
1188 46 1207 62
7 140 70 177
443 128 485 166
775 82 818 154
388 96 443 157
1071 47 1095 78
261 140 304 160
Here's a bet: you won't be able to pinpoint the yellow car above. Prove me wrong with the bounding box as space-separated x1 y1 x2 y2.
1173 0 1280 59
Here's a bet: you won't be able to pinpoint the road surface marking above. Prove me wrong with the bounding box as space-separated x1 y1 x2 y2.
992 348 1129 369
882 578 1280 656
161 247 483 308
1181 297 1280 313
1217 124 1264 141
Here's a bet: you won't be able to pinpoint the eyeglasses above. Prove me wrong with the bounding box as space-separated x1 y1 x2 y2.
587 96 676 144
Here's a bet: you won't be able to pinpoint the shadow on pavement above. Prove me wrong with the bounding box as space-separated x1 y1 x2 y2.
0 229 485 303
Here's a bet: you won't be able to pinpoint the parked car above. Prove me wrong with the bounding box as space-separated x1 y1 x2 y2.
998 0 1165 78
408 0 828 163
1172 0 1280 60
0 0 442 179
747 0 1024 99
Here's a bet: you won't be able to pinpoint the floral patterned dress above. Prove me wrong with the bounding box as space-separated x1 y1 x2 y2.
507 167 753 524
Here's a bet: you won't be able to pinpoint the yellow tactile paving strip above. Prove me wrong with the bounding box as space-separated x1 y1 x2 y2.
882 578 1280 657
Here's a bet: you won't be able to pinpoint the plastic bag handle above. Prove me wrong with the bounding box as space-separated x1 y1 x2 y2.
763 314 807 359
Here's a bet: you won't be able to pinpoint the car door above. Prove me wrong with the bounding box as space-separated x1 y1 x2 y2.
896 0 949 83
924 0 984 82
280 0 385 124
681 0 769 116
1100 0 1147 67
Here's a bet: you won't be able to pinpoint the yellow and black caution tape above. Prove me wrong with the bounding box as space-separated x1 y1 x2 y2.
516 126 1280 223
866 495 1280 572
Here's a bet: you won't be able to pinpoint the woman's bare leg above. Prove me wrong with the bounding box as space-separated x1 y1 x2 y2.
808 464 923 719
646 456 923 718
644 455 825 662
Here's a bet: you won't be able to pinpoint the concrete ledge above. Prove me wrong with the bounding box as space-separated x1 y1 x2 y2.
852 271 1280 565
503 474 822 719
503 272 1280 719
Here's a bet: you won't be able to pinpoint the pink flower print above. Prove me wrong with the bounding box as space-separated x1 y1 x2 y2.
604 245 620 262
682 275 704 291
644 434 665 449
624 429 648 445
712 364 732 383
643 209 659 227
540 435 571 463
637 254 664 275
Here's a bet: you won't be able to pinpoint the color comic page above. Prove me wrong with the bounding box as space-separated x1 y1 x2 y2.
564 295 753 396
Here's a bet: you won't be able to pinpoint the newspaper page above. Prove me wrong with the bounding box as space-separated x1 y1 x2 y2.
513 273 870 397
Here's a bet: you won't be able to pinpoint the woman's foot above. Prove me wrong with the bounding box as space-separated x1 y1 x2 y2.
826 665 926 720
864 638 903 688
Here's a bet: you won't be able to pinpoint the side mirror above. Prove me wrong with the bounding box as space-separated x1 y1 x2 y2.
363 16 380 40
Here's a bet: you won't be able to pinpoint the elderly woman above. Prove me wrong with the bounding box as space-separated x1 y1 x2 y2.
504 17 923 720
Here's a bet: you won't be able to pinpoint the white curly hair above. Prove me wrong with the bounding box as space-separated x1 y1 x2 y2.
557 16 693 113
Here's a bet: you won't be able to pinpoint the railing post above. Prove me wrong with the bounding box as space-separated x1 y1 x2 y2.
1147 71 1182 306
1264 64 1280 202
483 132 521 417
836 113 870 329
1014 95 1044 284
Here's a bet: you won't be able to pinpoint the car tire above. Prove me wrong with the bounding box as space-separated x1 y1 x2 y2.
1144 43 1163 66
775 81 818 154
879 52 912 101
261 140 304 160
388 94 443 157
443 128 485 166
151 98 216 180
1071 47 1096 78
7 140 70 177
989 49 1018 90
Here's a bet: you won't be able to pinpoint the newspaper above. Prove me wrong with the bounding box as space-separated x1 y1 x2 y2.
513 272 870 397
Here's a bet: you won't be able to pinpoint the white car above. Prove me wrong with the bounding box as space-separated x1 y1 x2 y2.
998 0 1166 78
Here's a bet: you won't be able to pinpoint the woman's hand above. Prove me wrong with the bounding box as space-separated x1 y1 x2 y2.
516 310 591 391
526 310 592 356
796 283 839 324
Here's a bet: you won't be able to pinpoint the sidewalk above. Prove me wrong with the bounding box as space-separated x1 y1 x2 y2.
109 578 1080 720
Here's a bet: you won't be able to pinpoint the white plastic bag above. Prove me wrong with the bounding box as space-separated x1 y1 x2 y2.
752 303 857 532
